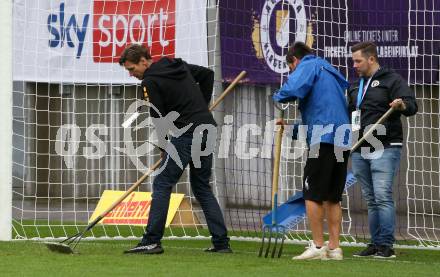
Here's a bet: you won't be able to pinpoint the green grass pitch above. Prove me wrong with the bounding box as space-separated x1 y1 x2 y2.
1 239 440 276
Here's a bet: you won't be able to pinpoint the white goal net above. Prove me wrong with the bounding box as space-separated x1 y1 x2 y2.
5 0 440 249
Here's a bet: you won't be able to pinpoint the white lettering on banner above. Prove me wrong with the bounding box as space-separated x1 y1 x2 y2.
333 29 418 59
324 45 418 58
344 30 399 43
93 0 175 63
130 15 146 44
98 15 111 47
96 11 168 56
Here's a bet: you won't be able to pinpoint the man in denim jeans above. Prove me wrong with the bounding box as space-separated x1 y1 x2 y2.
348 42 418 258
119 44 231 255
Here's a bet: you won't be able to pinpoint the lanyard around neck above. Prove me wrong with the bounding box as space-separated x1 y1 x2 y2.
356 77 372 109
356 78 365 109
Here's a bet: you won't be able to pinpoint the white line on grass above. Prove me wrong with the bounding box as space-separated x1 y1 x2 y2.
68 241 440 266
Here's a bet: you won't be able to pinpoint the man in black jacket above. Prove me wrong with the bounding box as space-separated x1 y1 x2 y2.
119 44 231 254
348 42 417 258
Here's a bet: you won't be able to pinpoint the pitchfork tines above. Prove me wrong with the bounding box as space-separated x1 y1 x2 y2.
259 224 287 258
258 196 287 258
258 112 286 258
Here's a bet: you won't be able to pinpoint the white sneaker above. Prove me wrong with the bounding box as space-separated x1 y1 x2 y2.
292 243 328 260
326 247 343 260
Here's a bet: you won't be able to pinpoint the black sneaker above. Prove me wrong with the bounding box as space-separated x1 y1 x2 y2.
375 245 396 259
353 244 378 257
204 246 233 253
124 243 164 254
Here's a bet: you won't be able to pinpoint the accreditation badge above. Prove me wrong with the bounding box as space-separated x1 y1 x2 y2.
352 110 361 131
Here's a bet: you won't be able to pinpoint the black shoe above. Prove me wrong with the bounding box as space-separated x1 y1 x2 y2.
124 243 164 254
204 246 233 253
375 245 396 259
353 244 378 257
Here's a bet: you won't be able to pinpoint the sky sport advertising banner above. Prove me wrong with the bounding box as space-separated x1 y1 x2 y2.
219 0 440 85
13 0 207 84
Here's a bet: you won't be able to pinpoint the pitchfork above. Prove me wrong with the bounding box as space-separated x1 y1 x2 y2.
258 110 287 258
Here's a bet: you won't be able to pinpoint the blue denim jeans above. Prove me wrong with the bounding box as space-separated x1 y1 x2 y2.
142 132 229 248
351 147 402 246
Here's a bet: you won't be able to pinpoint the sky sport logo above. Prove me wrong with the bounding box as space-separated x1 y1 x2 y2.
47 1 175 61
93 0 175 62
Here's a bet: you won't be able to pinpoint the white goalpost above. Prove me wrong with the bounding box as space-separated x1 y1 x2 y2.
0 0 13 241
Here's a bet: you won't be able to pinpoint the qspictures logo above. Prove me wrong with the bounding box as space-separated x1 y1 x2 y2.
252 0 314 74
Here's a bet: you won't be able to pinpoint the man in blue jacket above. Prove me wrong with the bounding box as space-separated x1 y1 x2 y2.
273 42 350 260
